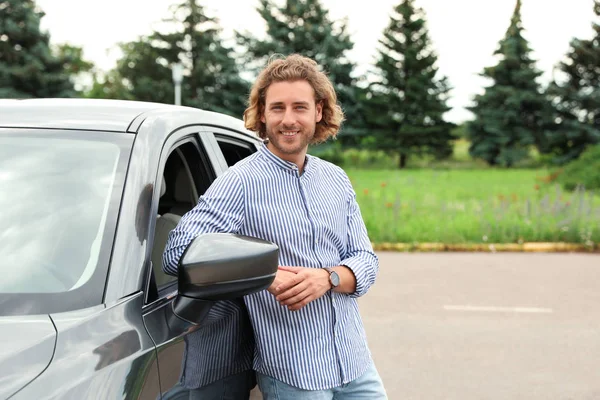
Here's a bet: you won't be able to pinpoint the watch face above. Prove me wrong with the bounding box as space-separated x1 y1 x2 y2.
330 271 340 287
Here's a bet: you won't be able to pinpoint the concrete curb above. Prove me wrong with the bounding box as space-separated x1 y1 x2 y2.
372 242 600 253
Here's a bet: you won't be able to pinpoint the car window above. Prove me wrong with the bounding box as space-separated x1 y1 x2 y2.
149 139 215 295
0 131 130 295
215 135 257 167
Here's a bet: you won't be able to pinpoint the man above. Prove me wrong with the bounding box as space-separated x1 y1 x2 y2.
163 54 387 399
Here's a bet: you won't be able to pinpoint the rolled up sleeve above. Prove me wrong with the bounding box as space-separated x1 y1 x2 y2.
340 181 379 298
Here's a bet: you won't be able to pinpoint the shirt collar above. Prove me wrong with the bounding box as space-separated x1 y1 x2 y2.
259 143 313 174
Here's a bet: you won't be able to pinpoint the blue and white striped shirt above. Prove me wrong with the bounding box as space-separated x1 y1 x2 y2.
163 143 379 390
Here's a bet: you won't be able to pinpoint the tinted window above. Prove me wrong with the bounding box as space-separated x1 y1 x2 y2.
151 140 212 292
216 136 256 167
0 132 128 294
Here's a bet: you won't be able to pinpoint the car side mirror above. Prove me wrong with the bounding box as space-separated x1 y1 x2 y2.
172 233 278 323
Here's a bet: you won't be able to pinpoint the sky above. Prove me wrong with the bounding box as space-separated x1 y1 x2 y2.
36 0 597 123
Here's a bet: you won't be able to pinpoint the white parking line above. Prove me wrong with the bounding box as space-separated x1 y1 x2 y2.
443 305 554 313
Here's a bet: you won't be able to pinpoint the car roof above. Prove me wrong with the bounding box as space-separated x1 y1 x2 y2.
0 98 253 137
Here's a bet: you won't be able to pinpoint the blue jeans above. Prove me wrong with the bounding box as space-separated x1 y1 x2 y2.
187 370 256 399
161 370 256 400
256 362 387 399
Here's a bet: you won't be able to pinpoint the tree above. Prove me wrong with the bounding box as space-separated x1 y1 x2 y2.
237 0 362 144
93 0 248 117
365 0 454 169
467 0 553 167
544 0 600 165
0 0 76 98
54 44 94 77
85 69 134 100
110 36 176 104
54 43 95 95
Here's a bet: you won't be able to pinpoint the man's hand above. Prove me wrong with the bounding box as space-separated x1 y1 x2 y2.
274 266 330 311
267 269 298 296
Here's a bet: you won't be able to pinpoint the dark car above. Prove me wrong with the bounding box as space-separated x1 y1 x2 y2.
0 99 278 399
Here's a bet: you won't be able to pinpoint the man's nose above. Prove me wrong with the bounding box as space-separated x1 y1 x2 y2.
282 108 296 126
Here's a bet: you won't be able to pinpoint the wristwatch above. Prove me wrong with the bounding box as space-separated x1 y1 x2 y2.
323 267 340 289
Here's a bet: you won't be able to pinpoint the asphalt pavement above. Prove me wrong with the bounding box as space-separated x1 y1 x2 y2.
362 252 600 400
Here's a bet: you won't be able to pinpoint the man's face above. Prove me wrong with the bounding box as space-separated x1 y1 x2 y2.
261 80 323 160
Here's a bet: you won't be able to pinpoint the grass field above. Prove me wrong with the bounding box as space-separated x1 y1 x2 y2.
347 168 600 246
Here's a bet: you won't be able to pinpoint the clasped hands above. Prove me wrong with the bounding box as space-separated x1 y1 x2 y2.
268 266 331 311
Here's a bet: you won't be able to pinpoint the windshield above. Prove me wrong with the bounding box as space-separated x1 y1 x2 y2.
0 131 130 294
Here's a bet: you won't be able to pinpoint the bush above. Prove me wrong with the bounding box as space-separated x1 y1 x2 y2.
556 144 600 192
310 143 344 166
310 143 397 169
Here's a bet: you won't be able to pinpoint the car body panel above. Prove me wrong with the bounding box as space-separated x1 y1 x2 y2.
126 114 147 134
0 99 172 132
142 293 212 398
0 315 56 399
12 293 160 399
0 99 258 138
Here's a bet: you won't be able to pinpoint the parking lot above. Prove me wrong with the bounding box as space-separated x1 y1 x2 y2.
361 252 600 400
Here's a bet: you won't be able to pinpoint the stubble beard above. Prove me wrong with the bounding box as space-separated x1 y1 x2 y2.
265 125 314 156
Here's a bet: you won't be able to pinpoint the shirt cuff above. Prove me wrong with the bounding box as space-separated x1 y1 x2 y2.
339 259 368 298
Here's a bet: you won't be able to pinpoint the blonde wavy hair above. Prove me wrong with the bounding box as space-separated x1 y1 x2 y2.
243 54 345 144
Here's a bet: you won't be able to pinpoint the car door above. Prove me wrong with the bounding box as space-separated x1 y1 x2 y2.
205 128 264 400
142 129 257 399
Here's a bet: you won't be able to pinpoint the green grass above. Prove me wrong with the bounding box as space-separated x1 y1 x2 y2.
347 168 600 246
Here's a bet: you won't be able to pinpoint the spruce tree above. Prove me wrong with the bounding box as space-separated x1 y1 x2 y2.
101 0 248 117
467 0 553 167
545 0 600 164
237 0 361 143
111 36 179 104
0 0 76 98
366 0 454 168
